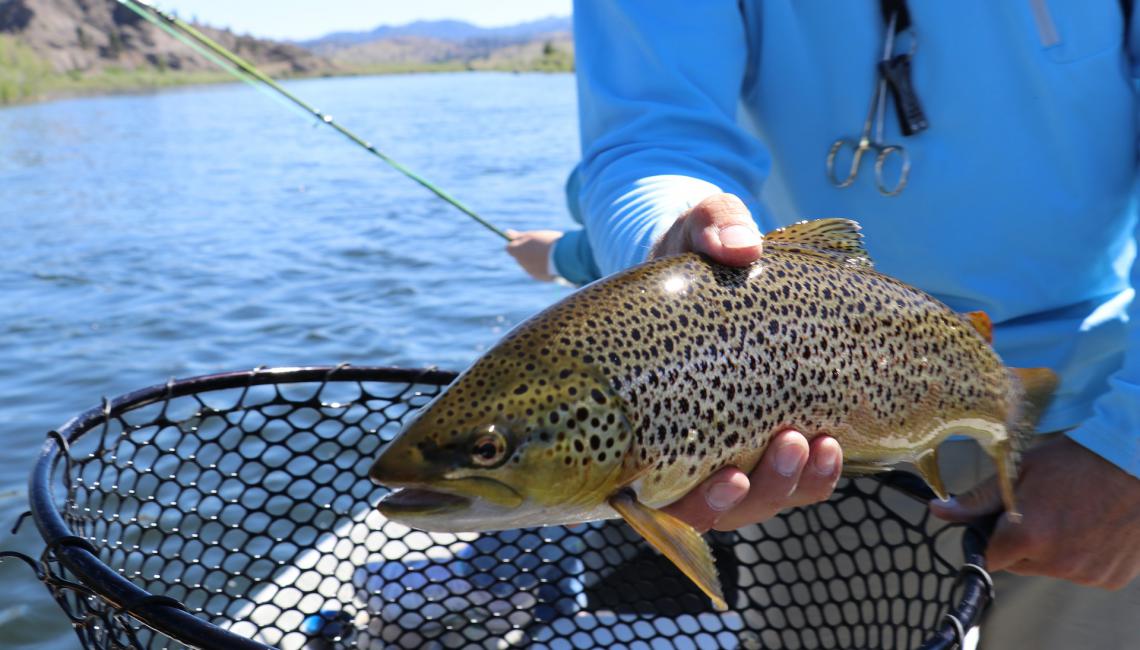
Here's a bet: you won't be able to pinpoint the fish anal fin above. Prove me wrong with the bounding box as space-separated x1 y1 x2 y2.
1010 367 1059 429
914 448 948 501
608 490 727 611
764 219 873 267
963 311 993 344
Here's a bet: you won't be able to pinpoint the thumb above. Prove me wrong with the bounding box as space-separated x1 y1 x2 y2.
683 194 762 267
929 476 1004 523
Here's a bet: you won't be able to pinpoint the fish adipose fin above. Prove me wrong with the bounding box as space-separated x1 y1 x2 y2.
608 490 727 611
963 311 994 344
763 219 873 267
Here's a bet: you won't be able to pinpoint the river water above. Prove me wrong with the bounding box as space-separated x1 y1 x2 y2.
0 72 580 649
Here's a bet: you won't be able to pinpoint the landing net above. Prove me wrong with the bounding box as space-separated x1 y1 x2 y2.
16 366 991 649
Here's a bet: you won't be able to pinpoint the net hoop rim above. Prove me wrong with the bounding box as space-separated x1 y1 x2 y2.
26 365 992 650
30 366 456 650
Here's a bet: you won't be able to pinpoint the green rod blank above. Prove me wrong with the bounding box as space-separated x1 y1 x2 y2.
117 0 511 241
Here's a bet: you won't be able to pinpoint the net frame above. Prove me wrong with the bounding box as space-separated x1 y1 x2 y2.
15 365 994 650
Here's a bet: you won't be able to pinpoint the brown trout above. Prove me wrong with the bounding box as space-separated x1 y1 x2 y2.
370 219 1056 610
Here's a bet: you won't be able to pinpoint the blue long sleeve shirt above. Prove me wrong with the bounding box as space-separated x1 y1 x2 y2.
557 0 1140 477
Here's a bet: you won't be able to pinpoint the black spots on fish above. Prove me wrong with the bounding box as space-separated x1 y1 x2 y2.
591 388 607 405
768 320 779 336
678 314 689 327
589 435 601 450
717 324 729 342
573 439 585 453
549 412 560 425
693 304 705 317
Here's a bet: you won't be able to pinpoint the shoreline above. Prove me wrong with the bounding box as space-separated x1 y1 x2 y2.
1 61 574 109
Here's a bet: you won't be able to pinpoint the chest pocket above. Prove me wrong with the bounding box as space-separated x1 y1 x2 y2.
1027 0 1124 63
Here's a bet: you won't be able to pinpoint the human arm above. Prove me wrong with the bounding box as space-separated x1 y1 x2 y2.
504 228 601 286
571 0 770 277
926 3 1140 589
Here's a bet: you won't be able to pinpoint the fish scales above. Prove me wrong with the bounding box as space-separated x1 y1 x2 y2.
371 219 1057 610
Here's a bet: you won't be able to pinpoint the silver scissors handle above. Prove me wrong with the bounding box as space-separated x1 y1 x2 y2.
826 137 868 188
874 144 910 196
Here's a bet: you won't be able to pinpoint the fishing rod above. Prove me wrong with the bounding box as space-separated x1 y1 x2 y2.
116 0 512 241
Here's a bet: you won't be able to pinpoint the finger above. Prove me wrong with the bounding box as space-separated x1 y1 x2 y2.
928 475 1004 523
661 466 749 533
713 430 810 531
683 194 762 267
786 435 842 507
505 229 520 240
984 513 1034 573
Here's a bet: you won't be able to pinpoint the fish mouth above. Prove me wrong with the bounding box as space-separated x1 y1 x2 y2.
379 488 472 516
378 477 523 519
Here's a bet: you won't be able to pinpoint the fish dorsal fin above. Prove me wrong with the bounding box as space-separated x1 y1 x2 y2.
608 490 727 611
964 311 993 344
1011 367 1059 428
763 219 873 267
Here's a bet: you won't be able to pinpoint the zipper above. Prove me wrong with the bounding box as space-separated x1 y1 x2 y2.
1028 0 1061 47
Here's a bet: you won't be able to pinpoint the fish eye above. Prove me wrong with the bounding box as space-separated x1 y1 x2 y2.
471 430 507 467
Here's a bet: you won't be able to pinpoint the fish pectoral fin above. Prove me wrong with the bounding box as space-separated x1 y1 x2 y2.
763 219 872 267
963 311 993 344
914 448 949 501
608 490 727 611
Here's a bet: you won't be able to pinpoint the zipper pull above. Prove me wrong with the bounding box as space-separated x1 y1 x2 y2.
879 53 929 136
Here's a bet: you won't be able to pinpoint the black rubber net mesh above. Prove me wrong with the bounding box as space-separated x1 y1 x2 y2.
24 367 989 650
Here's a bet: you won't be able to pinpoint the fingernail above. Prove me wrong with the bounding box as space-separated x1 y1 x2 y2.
774 443 802 477
718 224 761 249
933 496 958 510
706 482 745 511
814 447 838 475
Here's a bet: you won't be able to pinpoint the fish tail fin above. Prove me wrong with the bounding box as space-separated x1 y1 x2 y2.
991 367 1059 521
1010 367 1059 433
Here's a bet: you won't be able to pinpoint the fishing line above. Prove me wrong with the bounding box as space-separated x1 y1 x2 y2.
116 0 512 241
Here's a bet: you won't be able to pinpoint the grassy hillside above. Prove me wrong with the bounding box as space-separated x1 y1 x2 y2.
0 34 233 104
0 0 573 107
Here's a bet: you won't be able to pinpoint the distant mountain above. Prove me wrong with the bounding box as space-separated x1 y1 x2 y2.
0 0 334 75
302 16 572 53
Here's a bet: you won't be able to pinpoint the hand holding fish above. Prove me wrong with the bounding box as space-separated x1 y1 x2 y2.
932 435 1140 590
652 194 843 532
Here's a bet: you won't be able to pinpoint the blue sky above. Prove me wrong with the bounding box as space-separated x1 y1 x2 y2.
161 0 573 41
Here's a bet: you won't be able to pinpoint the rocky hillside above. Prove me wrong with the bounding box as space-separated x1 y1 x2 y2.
0 0 333 75
301 17 573 72
0 1 573 105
